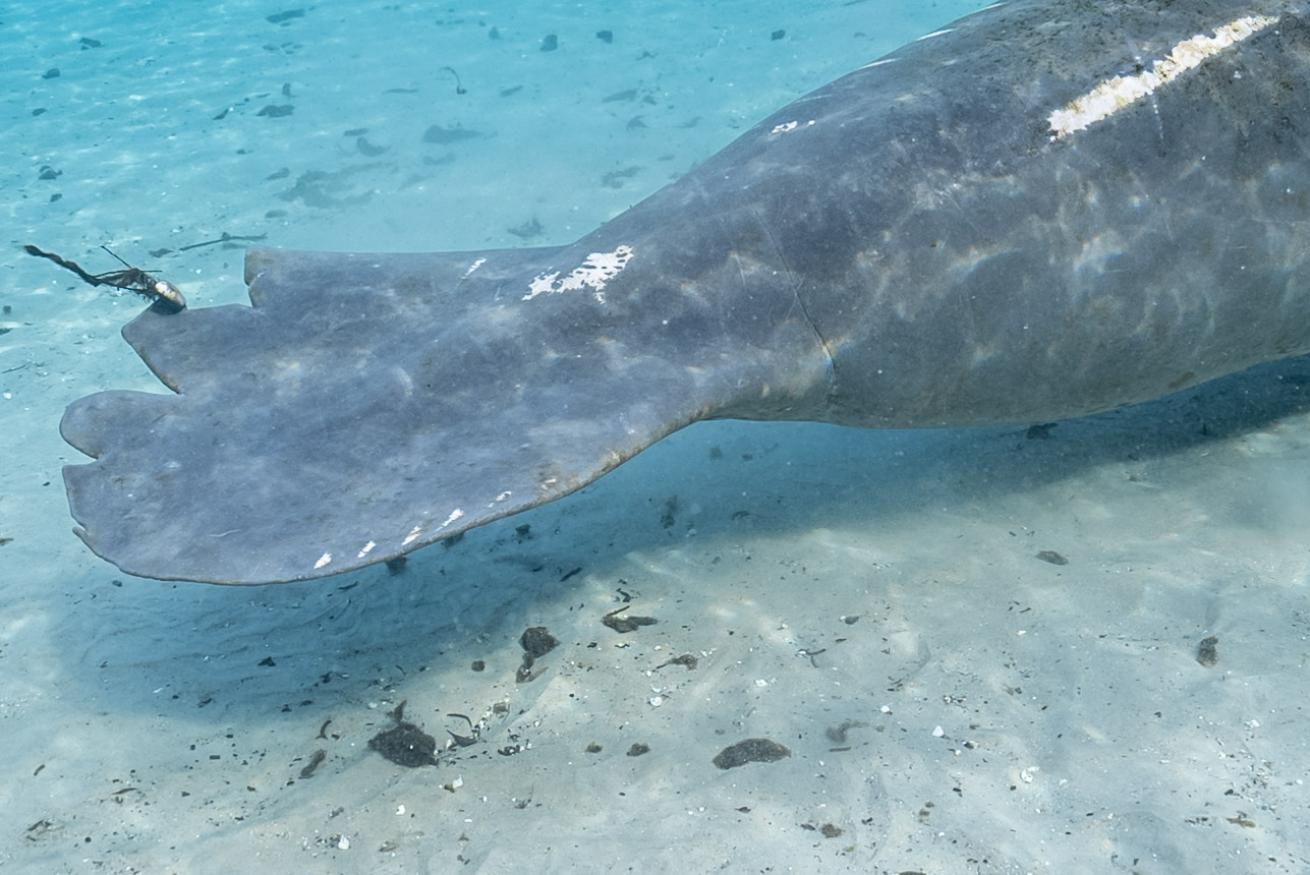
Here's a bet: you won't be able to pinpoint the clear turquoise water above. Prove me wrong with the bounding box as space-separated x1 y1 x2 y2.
3 2 1309 873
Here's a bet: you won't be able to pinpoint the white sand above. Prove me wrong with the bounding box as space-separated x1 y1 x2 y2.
2 1 1308 873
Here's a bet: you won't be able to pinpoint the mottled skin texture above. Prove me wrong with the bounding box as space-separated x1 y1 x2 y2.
62 0 1310 583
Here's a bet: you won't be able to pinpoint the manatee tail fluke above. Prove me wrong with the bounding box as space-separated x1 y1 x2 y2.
60 247 761 583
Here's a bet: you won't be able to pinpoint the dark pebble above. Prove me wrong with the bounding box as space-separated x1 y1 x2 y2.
713 738 791 769
540 33 558 51
521 626 558 658
596 30 613 43
369 722 438 767
1036 550 1068 566
1197 635 1218 667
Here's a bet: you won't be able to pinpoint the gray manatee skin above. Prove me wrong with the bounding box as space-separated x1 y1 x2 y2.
61 0 1310 584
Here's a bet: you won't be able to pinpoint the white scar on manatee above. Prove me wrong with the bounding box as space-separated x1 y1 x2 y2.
523 245 635 303
1048 14 1278 139
770 119 816 135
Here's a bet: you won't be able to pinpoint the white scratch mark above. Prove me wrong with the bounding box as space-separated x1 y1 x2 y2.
523 245 634 304
314 552 332 570
358 541 376 559
769 119 816 135
915 27 955 41
439 508 465 528
857 57 899 71
402 525 423 546
463 257 486 278
1049 14 1277 139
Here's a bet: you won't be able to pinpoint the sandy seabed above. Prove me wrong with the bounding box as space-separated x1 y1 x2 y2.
2 1 1308 873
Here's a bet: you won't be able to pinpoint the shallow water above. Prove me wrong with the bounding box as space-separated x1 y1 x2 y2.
3 1 1309 873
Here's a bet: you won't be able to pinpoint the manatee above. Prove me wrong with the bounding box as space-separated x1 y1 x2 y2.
60 0 1310 583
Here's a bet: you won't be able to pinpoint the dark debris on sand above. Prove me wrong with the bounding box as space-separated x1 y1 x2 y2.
713 738 791 769
368 700 439 767
516 626 558 682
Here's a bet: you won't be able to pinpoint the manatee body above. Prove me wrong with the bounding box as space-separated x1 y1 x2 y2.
61 0 1310 583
